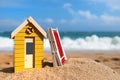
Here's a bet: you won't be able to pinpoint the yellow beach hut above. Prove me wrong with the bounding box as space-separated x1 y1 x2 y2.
11 16 47 72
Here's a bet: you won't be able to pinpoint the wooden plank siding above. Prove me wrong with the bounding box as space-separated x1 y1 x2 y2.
14 66 24 72
14 23 44 72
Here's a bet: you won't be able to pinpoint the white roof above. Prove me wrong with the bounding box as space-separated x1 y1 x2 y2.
11 16 47 39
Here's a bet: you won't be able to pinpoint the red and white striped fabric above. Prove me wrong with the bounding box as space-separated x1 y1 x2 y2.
46 28 67 66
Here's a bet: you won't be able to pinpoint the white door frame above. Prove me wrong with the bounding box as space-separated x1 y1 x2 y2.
24 37 34 68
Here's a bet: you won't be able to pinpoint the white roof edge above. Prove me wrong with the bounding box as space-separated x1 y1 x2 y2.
11 19 28 39
28 16 47 38
11 16 47 39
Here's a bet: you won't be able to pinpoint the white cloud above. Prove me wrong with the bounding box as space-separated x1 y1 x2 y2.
92 0 120 10
44 18 54 24
100 14 120 24
40 18 54 24
0 19 20 31
108 0 120 10
63 3 98 25
63 3 120 26
63 3 76 17
63 3 72 8
78 10 98 19
0 19 20 27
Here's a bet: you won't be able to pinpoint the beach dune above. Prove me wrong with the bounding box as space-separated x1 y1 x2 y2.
0 52 120 80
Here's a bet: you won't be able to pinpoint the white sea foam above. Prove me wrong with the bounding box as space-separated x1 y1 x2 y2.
45 35 120 52
0 37 13 52
1 35 120 52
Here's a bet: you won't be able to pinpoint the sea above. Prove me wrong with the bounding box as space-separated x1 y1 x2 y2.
1 31 120 53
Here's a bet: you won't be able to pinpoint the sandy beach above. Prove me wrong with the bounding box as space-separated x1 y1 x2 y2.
0 52 120 80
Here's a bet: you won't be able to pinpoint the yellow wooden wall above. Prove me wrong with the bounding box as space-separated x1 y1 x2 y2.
14 23 44 72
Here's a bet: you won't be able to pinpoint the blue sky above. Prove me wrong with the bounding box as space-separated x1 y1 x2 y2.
0 0 120 32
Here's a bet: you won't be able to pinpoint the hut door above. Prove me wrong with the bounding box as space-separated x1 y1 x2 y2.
25 38 34 68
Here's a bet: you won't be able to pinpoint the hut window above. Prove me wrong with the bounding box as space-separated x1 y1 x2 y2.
26 42 34 54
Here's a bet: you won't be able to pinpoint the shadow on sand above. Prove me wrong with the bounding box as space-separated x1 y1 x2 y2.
43 61 53 67
0 62 53 73
0 67 14 73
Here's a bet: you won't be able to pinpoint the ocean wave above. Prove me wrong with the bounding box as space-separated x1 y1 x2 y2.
61 35 120 51
45 35 120 52
0 37 13 52
1 35 120 52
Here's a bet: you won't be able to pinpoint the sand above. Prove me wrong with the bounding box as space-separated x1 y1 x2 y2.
0 52 120 80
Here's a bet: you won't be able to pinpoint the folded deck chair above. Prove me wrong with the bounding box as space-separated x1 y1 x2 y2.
46 28 67 66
